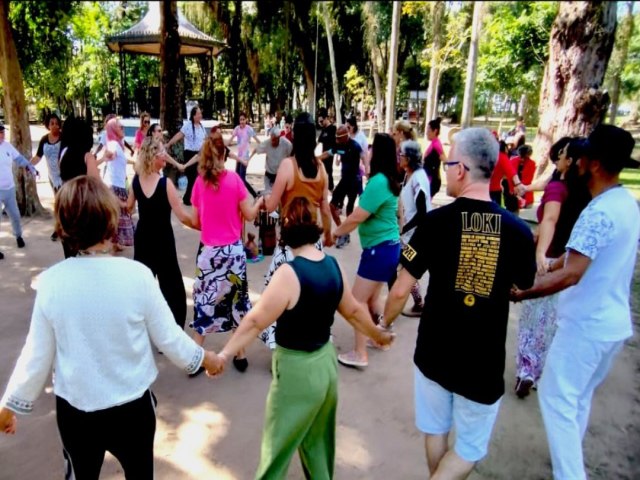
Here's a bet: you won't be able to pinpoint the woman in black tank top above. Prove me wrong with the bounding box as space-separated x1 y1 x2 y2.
208 197 394 479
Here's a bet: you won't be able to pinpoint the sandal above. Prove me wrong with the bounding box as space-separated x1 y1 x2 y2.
233 356 249 373
337 351 368 368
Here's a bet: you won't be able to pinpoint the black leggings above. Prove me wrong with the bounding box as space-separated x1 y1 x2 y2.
183 150 200 205
57 390 157 480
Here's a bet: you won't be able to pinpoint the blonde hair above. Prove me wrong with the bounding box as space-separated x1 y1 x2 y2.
198 131 226 187
139 111 150 128
393 120 417 141
136 137 164 175
55 176 119 252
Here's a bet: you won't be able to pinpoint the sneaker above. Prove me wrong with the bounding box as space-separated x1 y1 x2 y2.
337 351 368 368
16 237 25 248
335 235 349 249
402 303 423 317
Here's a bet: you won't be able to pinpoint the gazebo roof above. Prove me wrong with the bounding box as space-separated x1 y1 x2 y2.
106 2 226 57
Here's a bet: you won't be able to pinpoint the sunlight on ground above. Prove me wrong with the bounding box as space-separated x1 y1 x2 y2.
335 425 372 470
155 405 236 479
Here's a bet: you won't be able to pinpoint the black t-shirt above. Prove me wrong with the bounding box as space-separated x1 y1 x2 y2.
318 124 336 154
334 138 362 179
401 198 536 404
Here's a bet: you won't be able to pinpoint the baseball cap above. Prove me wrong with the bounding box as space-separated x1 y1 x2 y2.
585 124 639 171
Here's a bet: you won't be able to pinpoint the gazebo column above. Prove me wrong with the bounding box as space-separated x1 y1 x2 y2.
118 48 130 117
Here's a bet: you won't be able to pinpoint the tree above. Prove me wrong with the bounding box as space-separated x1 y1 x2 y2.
425 1 444 126
607 1 635 124
160 0 182 138
461 1 484 128
0 0 44 216
363 1 386 132
322 2 342 125
384 1 401 132
534 1 617 174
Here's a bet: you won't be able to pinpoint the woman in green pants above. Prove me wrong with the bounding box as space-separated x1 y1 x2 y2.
213 197 395 479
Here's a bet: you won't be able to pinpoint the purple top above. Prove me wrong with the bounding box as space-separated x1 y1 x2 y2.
536 180 568 223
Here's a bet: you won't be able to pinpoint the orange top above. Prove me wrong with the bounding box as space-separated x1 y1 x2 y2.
281 157 327 220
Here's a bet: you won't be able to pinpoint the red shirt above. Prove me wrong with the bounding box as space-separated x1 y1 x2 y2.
489 152 517 192
508 156 536 206
280 130 293 143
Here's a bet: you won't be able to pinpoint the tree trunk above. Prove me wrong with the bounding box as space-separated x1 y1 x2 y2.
322 3 342 125
425 1 444 133
384 1 401 132
160 0 182 137
518 93 527 117
608 1 635 125
0 0 44 216
534 1 617 175
230 0 242 124
461 1 484 129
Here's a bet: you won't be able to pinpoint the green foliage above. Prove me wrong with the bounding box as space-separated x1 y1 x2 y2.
606 12 640 101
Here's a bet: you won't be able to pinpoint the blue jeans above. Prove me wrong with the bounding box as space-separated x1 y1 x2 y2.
0 187 22 238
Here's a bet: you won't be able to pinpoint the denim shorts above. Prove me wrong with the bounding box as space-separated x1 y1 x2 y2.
414 367 502 462
357 239 400 282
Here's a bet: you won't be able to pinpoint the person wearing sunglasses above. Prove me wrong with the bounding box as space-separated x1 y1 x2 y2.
383 128 536 479
134 112 151 152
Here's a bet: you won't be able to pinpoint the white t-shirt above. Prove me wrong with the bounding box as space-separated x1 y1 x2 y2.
353 130 368 153
557 186 640 341
400 168 432 244
180 121 206 152
103 140 127 188
0 257 204 413
0 141 21 190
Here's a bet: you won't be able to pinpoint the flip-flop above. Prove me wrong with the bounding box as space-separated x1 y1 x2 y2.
337 351 368 368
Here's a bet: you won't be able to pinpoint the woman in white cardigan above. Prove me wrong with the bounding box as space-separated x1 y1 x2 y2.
0 176 222 479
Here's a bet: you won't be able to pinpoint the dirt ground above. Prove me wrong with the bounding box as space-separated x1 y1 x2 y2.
0 127 639 479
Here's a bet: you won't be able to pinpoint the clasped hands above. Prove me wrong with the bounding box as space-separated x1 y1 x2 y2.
202 351 231 377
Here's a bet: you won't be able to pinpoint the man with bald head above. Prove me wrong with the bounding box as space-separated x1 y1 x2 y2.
249 126 292 193
330 124 365 247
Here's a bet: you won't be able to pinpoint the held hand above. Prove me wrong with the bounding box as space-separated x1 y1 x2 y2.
510 286 525 302
202 351 225 377
515 184 527 197
178 164 186 173
0 408 17 435
536 255 550 276
324 231 335 248
376 326 396 347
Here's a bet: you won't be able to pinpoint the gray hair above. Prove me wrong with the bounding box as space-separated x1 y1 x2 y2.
452 128 498 181
400 140 423 171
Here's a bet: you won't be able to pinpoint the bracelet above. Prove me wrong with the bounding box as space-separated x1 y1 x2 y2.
514 182 522 186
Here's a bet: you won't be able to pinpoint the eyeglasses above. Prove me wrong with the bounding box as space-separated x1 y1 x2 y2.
444 161 470 171
143 120 150 125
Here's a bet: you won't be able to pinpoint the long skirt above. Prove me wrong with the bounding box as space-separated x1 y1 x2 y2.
111 185 134 247
259 240 323 349
256 342 338 480
190 241 251 335
516 292 559 384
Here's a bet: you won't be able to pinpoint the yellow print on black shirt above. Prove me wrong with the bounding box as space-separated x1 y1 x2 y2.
454 212 501 300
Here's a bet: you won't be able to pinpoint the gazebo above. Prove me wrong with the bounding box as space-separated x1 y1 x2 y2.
106 1 226 117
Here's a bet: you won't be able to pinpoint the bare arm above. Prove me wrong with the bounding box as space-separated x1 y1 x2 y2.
319 173 334 247
512 249 591 301
165 131 184 149
163 152 184 171
239 195 264 222
383 268 417 328
535 201 561 274
166 180 196 227
264 158 292 212
126 185 136 213
525 170 553 193
183 153 200 169
31 155 41 166
334 207 371 237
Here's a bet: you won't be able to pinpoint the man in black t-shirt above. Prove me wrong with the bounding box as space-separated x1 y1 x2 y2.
317 108 337 191
383 128 536 478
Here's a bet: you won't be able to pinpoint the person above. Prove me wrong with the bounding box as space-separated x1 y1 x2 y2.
0 123 38 259
423 117 447 198
260 112 334 349
249 125 292 193
127 137 194 329
330 125 365 248
146 123 185 172
58 116 101 258
228 111 260 189
100 117 134 251
514 136 591 399
503 144 536 212
317 108 337 191
383 128 536 479
391 119 417 181
166 106 206 205
186 133 264 375
511 124 640 480
134 112 151 151
94 114 135 157
31 113 63 241
0 176 222 478
489 139 525 205
334 133 401 369
346 116 369 197
398 140 432 317
280 114 293 143
210 197 395 479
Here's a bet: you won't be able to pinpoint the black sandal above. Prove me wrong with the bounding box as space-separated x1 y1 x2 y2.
233 356 249 373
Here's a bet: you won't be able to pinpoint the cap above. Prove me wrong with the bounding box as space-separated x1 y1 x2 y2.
269 126 281 137
586 124 639 171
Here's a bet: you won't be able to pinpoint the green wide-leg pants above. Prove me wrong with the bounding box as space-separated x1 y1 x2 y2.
255 342 338 480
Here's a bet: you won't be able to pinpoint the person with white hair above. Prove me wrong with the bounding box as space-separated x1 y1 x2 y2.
382 127 536 479
249 125 293 193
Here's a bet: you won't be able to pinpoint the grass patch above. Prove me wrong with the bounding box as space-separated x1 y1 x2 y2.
620 168 640 200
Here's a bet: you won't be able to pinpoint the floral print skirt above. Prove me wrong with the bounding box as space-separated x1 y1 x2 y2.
190 241 251 335
111 185 134 247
